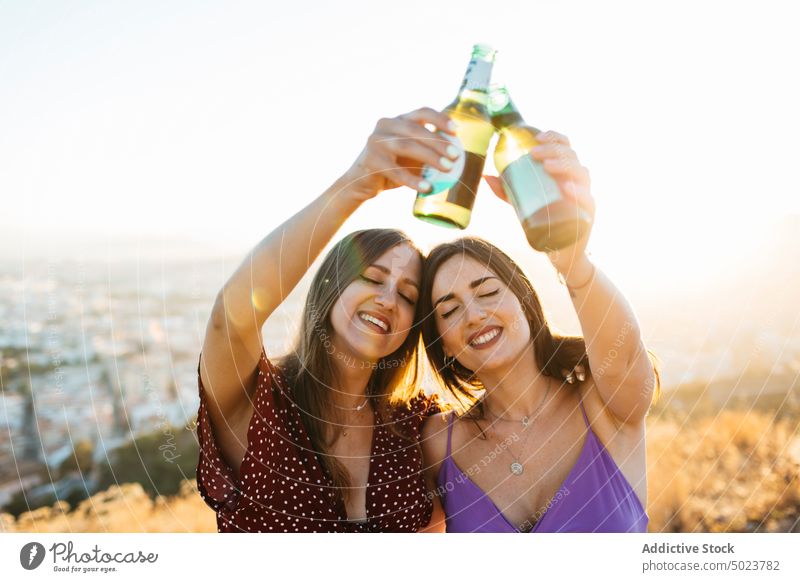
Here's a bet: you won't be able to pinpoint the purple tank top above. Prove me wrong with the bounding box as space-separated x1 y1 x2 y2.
437 401 648 532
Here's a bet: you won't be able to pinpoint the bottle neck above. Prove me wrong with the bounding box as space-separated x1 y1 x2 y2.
492 109 524 130
458 56 494 95
488 87 525 130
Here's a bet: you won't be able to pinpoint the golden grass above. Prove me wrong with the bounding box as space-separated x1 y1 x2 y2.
1 480 216 533
646 409 800 532
3 410 798 533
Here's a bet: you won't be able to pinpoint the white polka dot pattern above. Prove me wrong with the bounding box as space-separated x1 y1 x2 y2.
195 349 438 533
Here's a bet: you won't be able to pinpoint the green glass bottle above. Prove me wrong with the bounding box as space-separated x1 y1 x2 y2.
489 85 592 251
413 44 496 229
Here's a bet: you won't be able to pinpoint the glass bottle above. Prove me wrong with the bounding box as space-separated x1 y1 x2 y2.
413 44 497 229
489 85 592 251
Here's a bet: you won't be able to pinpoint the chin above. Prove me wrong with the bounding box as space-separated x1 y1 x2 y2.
464 344 523 375
347 335 399 364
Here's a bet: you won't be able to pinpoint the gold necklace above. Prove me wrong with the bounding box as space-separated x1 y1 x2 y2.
483 380 555 476
333 397 370 412
340 406 370 437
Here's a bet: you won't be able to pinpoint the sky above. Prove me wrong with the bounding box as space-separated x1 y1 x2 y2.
1 0 799 294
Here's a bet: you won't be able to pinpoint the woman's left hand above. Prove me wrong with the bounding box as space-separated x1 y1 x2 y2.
483 130 595 274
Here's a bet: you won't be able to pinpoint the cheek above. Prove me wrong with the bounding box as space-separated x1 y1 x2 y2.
393 306 416 340
503 302 531 342
329 294 356 333
332 286 364 318
397 313 413 336
436 318 461 352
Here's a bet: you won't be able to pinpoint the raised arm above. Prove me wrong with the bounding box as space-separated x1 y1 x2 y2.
200 107 458 473
199 181 362 473
485 130 656 425
556 253 656 424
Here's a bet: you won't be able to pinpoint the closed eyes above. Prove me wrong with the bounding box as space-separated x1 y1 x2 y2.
359 274 416 305
439 289 500 319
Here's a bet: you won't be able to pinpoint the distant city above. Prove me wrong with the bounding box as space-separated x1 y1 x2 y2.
0 256 302 508
2 246 799 510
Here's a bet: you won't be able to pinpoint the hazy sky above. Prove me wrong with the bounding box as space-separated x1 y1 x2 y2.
2 1 798 291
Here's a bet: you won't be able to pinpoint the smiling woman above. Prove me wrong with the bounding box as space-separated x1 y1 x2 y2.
418 130 661 533
194 106 460 532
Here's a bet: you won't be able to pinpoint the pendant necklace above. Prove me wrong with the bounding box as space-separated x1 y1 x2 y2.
484 379 556 476
338 399 370 437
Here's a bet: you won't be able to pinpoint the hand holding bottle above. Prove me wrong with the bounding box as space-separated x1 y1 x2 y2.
339 107 460 204
484 129 595 269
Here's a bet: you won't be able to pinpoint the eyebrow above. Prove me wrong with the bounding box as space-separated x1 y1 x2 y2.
366 264 420 289
432 276 498 309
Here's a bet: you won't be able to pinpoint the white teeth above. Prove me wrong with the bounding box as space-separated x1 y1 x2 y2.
360 313 388 331
471 329 500 346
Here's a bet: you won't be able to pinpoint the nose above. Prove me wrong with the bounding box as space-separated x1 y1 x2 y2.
464 301 488 326
373 286 397 310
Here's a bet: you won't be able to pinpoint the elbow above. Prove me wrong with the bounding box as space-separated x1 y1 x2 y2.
210 291 229 332
209 287 264 338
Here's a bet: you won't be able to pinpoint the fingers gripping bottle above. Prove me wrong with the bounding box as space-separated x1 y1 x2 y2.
413 44 496 229
489 85 592 251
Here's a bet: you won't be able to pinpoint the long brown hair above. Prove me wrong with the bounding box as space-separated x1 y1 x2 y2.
419 237 660 416
278 229 424 497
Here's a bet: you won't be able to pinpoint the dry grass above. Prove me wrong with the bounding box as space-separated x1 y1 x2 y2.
646 409 800 532
3 410 799 533
1 480 216 533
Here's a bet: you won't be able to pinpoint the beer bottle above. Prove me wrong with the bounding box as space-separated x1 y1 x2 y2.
489 85 592 251
413 44 496 229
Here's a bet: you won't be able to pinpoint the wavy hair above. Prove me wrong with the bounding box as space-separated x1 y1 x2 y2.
278 229 425 498
419 237 660 417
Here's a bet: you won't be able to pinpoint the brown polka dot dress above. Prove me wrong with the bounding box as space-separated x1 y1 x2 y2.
195 349 439 532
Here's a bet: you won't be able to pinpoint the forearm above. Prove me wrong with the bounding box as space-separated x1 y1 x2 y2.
559 255 646 383
213 177 362 333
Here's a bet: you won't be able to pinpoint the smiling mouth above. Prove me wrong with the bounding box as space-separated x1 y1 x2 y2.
468 326 502 349
358 311 391 334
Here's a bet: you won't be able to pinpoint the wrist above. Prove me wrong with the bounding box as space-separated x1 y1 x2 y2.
556 253 594 286
323 176 366 218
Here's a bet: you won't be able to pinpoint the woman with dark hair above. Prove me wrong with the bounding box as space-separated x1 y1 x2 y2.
420 130 660 532
195 107 460 532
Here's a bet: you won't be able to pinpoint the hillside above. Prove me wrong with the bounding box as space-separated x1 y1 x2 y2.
3 383 799 533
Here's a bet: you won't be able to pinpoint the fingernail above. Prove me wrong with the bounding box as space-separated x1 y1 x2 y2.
439 156 454 170
577 372 585 381
418 180 432 192
447 120 457 132
531 145 545 154
446 145 460 159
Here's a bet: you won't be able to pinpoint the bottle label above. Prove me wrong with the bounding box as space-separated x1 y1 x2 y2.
501 155 562 220
420 133 466 196
460 59 493 92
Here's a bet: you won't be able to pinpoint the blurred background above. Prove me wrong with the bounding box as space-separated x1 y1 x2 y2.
1 0 798 532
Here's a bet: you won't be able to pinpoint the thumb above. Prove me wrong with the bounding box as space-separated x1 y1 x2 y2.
483 175 509 203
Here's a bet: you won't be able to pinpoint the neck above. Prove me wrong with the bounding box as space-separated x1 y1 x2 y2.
330 350 374 409
480 343 555 419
